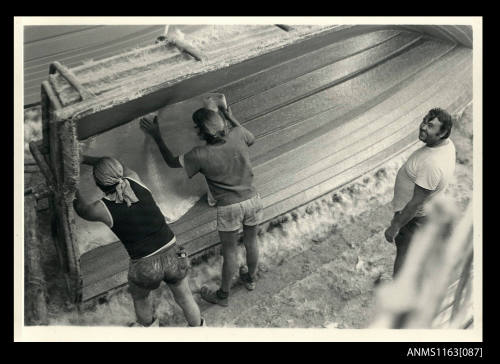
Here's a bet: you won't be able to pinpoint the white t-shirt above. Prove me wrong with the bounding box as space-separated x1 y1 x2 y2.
392 139 456 216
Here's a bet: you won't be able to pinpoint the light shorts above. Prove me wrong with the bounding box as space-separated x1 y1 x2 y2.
217 194 264 232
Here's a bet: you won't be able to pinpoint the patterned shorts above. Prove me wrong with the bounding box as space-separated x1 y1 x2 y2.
128 242 189 299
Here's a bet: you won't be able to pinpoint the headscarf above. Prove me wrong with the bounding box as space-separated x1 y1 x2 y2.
93 157 139 207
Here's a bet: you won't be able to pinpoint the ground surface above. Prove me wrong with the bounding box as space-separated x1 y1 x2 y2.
23 102 473 328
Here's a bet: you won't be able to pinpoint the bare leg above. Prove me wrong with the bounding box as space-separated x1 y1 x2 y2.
168 277 202 327
218 230 239 293
242 225 259 278
133 294 154 326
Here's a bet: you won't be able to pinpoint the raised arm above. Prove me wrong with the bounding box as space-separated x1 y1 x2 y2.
140 115 182 168
73 186 112 227
385 184 433 242
219 105 242 128
219 105 255 146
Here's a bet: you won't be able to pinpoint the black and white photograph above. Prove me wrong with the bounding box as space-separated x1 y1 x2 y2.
15 17 482 343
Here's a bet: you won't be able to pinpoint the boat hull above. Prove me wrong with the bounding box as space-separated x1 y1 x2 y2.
33 25 473 302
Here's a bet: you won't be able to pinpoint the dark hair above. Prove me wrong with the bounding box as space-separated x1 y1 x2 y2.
426 108 453 139
192 108 227 145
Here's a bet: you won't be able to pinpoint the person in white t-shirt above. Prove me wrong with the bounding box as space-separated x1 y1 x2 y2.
385 108 456 277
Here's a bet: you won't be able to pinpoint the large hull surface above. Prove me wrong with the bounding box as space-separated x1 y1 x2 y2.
42 26 472 301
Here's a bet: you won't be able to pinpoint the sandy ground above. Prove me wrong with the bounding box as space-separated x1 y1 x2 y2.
23 102 473 328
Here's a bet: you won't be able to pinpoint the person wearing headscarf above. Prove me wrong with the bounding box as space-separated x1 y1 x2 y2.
73 156 204 327
92 157 139 207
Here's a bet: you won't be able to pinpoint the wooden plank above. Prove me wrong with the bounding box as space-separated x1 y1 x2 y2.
81 241 128 287
230 32 423 122
82 270 128 302
49 61 95 101
245 39 456 160
170 205 217 239
253 49 472 188
80 241 124 275
251 48 465 171
254 47 468 167
215 29 402 103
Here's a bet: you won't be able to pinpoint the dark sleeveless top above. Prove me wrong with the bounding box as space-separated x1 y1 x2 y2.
101 178 174 259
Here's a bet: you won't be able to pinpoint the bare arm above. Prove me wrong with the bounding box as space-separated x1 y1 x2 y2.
385 184 433 242
140 116 182 168
219 106 244 128
73 189 112 227
219 106 255 145
219 105 242 128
